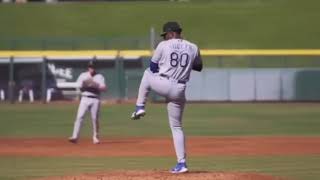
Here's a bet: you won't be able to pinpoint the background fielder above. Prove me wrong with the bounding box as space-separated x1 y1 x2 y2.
69 60 107 144
131 21 203 173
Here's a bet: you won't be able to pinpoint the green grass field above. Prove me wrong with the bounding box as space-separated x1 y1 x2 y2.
0 103 320 180
0 0 320 49
1 103 320 137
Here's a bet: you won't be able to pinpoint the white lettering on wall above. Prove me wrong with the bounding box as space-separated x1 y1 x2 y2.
48 63 73 80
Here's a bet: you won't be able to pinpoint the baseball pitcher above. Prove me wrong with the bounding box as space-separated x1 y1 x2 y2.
131 21 203 173
69 60 107 144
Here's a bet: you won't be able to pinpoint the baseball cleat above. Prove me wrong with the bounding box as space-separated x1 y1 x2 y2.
170 162 188 174
68 137 78 144
131 106 146 120
93 137 100 144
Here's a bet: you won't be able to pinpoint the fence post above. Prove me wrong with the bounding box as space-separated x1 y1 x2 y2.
226 68 231 102
8 56 15 104
279 69 283 102
115 57 125 101
41 57 47 103
251 56 257 101
150 27 156 50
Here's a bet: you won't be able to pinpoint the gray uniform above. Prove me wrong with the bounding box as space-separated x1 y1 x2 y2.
70 72 106 143
136 38 202 163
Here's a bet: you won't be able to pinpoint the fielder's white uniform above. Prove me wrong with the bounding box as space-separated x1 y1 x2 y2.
70 72 106 143
136 38 202 163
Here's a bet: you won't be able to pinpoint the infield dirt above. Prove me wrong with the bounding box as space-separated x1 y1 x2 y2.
2 136 318 180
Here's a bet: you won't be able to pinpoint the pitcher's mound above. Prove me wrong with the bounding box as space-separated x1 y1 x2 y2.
38 170 286 180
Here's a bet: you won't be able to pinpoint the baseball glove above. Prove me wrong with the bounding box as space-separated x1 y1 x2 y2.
82 78 99 88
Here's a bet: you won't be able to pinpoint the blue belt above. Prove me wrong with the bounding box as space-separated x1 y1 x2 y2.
83 95 99 99
159 74 186 84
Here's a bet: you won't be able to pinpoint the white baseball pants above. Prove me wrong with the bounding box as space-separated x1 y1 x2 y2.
136 69 187 163
71 96 100 141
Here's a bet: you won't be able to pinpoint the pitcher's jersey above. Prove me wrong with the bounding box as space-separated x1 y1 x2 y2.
151 38 201 82
77 72 106 97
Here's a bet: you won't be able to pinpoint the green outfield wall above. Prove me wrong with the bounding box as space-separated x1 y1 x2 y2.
1 50 320 102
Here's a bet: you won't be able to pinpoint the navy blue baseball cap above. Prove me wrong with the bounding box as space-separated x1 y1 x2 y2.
160 21 182 37
88 60 97 68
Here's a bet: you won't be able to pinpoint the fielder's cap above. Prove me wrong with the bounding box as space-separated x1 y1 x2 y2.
160 21 182 37
88 60 97 68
